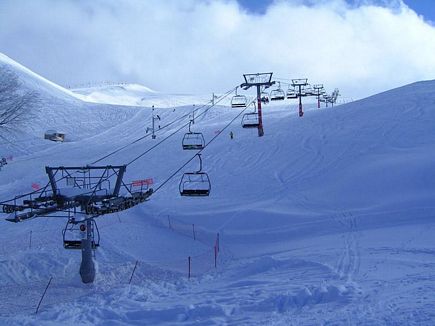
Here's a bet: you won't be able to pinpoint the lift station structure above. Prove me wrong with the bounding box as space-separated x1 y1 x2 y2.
1 165 153 283
240 73 275 137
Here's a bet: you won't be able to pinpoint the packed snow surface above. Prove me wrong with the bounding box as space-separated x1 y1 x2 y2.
1 53 435 325
72 83 213 108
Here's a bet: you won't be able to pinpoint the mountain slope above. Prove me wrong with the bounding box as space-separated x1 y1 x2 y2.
72 83 213 108
0 56 434 324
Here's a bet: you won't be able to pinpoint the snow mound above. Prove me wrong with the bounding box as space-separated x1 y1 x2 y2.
260 284 353 311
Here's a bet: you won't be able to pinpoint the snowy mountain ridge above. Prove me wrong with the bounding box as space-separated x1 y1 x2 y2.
71 82 213 107
0 53 80 102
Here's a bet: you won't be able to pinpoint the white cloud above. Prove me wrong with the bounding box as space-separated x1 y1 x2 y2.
0 0 435 99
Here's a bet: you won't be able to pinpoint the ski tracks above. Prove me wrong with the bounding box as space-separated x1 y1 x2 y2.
334 211 361 285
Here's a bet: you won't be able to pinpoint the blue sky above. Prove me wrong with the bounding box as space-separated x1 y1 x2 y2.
238 0 435 22
403 0 435 22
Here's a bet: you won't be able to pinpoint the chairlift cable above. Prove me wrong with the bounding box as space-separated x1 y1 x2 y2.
152 98 254 195
49 88 235 188
88 87 241 192
0 134 33 155
64 87 238 194
91 87 236 165
0 87 237 205
124 87 237 166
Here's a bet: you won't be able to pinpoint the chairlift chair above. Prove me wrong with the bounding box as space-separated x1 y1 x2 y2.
241 112 260 128
286 87 298 99
320 94 330 103
179 154 211 196
182 121 205 150
62 217 100 250
231 87 248 108
304 85 315 96
270 82 285 101
231 95 248 108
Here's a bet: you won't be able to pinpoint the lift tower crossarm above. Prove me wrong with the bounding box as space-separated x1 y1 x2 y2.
240 72 275 137
3 165 146 223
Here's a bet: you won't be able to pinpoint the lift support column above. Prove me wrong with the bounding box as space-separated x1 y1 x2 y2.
240 72 274 138
313 84 324 109
256 86 264 137
291 79 308 118
80 218 95 283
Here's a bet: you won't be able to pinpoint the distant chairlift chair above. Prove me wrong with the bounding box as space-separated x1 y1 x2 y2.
303 85 315 96
286 86 298 99
179 154 211 197
270 82 285 101
241 105 260 128
231 87 248 108
182 121 205 150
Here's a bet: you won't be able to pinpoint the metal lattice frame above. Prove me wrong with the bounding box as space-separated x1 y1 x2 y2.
242 73 273 86
2 165 153 222
291 78 308 87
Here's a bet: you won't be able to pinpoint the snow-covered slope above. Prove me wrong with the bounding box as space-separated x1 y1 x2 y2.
1 56 435 325
0 54 185 162
0 53 81 102
72 83 213 108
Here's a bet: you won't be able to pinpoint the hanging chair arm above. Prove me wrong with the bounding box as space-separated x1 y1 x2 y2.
196 154 203 173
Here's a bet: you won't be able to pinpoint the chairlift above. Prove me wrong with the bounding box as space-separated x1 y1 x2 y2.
270 82 285 101
62 217 100 250
286 86 298 99
182 121 205 150
241 107 260 128
231 87 248 108
320 94 330 103
304 85 315 96
179 154 211 196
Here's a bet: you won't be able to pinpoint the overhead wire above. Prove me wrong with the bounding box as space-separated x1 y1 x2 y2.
125 87 237 167
152 97 255 195
0 134 33 155
80 87 242 188
65 87 248 198
0 86 239 205
91 87 236 165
